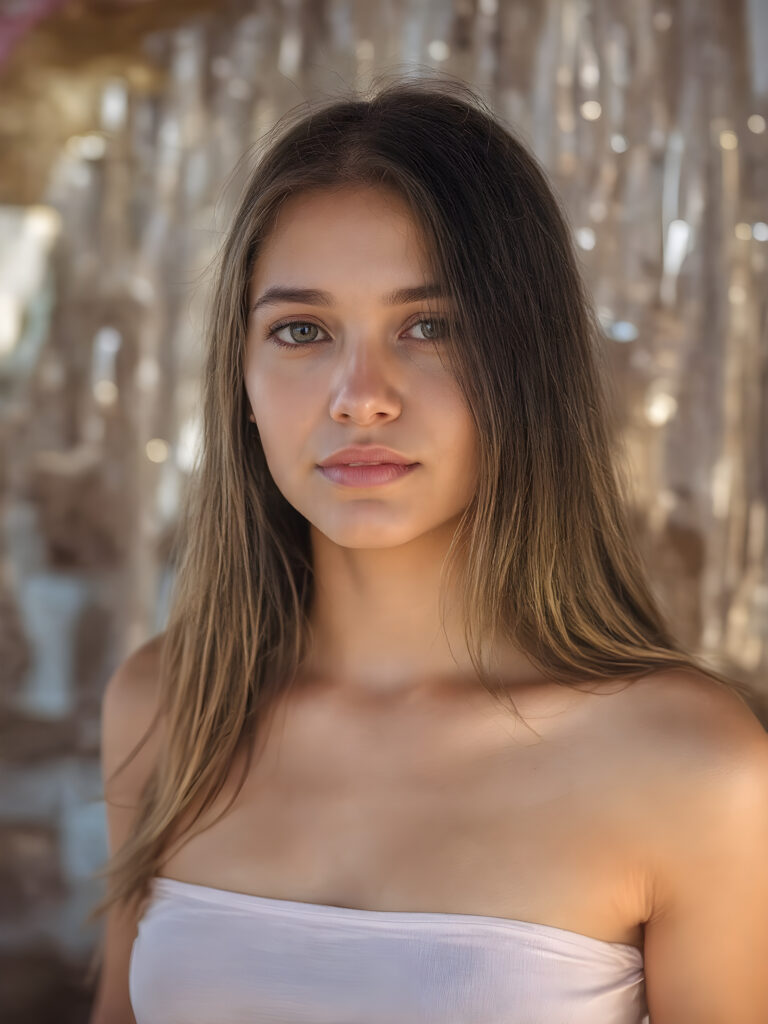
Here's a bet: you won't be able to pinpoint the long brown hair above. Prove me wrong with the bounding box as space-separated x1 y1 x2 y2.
85 71 761 940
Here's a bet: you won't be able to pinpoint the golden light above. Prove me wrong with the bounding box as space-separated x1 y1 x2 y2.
580 100 602 121
146 438 170 463
94 379 118 405
719 129 738 150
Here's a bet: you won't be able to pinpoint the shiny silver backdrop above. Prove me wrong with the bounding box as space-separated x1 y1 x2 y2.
0 0 766 1020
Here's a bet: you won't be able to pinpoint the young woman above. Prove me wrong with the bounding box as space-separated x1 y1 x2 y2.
87 75 768 1024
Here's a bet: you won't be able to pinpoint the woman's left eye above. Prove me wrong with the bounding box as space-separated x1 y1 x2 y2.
265 316 450 350
405 316 450 342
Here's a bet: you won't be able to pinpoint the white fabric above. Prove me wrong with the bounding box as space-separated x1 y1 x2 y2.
129 876 649 1024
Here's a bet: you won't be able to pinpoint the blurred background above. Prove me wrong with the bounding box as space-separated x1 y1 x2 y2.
0 0 766 1020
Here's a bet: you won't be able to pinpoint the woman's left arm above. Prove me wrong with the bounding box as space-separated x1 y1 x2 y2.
643 698 768 1024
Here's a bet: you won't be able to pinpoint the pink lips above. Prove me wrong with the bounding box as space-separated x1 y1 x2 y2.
317 463 419 487
318 445 415 467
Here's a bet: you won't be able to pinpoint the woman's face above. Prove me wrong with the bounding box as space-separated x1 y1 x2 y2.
244 184 479 549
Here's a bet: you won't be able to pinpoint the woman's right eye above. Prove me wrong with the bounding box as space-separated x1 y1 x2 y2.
265 320 327 348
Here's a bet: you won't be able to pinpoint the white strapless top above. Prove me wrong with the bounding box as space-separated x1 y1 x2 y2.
129 876 649 1023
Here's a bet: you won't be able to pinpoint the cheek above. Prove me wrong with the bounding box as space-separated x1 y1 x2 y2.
246 363 294 421
452 423 480 491
435 392 479 489
426 377 476 450
245 371 318 462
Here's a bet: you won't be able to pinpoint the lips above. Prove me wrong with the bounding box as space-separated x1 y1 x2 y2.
317 445 417 467
317 462 420 487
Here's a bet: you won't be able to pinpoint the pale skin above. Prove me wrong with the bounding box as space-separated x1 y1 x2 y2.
90 183 768 1024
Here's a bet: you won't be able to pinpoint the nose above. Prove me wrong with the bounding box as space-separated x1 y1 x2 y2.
327 344 403 426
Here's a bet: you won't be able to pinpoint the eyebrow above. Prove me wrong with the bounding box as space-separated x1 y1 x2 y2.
250 282 447 314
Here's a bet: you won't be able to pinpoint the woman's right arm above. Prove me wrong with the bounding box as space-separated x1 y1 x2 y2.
87 635 165 1024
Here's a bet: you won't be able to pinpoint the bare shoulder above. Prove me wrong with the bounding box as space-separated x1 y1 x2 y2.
621 670 768 1022
591 667 768 861
90 636 169 1023
105 631 167 702
613 665 768 879
101 632 168 803
102 631 166 722
613 666 767 761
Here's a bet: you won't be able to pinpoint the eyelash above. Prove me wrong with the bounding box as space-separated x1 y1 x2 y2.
264 316 451 350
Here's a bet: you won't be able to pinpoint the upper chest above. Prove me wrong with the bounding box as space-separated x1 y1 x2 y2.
159 676 659 948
